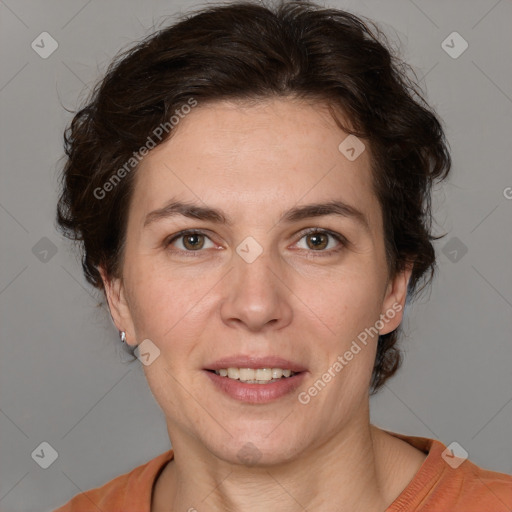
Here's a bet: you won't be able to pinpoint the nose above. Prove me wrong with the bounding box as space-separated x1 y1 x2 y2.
220 244 293 333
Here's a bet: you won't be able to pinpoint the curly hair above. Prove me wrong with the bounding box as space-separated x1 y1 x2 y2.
56 0 451 393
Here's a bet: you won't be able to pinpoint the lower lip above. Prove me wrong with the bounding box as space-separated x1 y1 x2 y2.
204 370 307 403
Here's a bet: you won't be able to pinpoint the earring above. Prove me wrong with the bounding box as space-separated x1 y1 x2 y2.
119 331 126 343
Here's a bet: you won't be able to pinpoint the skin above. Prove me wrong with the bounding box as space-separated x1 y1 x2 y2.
101 97 427 512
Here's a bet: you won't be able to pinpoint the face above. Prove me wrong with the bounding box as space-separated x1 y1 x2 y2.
103 98 411 465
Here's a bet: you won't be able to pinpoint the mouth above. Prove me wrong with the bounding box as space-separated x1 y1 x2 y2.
204 367 306 403
206 367 301 384
203 356 307 402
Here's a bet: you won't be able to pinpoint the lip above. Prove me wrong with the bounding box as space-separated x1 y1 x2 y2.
204 355 307 373
204 370 307 403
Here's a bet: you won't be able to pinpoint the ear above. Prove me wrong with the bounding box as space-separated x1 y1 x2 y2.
379 263 413 335
99 266 137 346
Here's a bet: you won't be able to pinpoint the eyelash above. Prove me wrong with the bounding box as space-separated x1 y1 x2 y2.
164 228 348 257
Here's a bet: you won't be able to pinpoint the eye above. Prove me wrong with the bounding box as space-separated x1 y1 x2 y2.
294 228 347 255
165 230 216 254
164 228 347 256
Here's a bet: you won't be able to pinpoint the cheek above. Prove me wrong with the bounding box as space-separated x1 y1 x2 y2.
125 259 218 345
296 267 384 399
300 278 381 411
298 265 385 343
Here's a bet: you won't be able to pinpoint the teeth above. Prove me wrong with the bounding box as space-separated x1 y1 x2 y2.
255 368 272 380
239 368 256 381
214 367 297 382
271 368 282 379
227 368 239 379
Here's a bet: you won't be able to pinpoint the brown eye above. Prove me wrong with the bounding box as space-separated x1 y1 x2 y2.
295 229 347 255
182 233 205 250
166 230 215 253
305 232 329 250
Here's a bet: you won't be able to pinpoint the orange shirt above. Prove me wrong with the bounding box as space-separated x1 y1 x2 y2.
54 431 512 512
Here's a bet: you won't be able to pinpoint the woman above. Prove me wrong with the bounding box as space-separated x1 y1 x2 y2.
54 1 512 510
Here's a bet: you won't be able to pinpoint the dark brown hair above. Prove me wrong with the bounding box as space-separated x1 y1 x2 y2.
56 0 451 393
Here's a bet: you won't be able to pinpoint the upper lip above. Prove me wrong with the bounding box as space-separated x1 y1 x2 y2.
205 355 307 372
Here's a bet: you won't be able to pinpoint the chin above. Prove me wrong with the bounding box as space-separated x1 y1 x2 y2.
209 427 307 467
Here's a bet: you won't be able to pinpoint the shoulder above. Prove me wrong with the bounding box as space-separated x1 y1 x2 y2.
446 460 512 509
383 430 512 511
53 449 174 512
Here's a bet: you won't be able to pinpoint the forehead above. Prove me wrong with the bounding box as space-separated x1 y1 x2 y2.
130 98 381 232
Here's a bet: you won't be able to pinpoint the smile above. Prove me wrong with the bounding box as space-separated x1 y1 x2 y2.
213 367 297 384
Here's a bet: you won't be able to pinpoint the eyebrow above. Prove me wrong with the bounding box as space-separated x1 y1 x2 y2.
143 199 370 232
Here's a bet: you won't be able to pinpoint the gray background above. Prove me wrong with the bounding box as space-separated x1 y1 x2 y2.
1 0 511 510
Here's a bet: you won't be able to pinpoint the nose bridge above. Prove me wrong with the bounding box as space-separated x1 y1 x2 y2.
233 236 279 297
220 235 292 330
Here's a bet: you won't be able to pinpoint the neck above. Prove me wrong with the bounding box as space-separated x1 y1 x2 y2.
153 415 411 512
